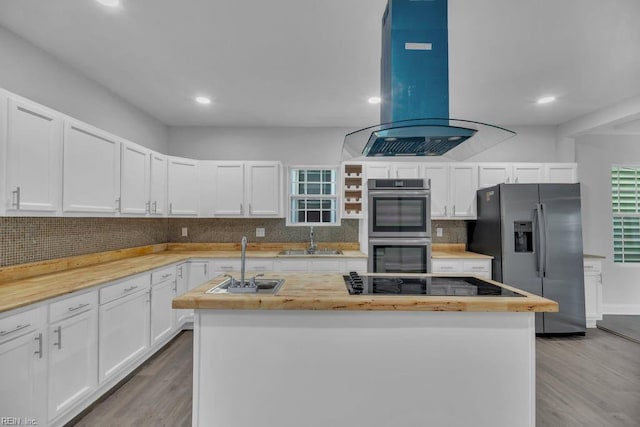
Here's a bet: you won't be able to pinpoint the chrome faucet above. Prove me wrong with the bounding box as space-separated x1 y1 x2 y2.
240 235 247 285
309 226 317 253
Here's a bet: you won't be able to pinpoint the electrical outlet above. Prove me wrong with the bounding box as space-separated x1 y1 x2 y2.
436 227 443 237
256 228 265 237
181 227 188 237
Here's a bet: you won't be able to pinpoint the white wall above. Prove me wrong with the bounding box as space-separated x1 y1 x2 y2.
0 25 168 152
168 126 352 165
576 134 640 313
168 125 559 164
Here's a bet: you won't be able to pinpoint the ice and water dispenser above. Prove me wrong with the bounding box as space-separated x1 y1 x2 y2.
514 222 533 253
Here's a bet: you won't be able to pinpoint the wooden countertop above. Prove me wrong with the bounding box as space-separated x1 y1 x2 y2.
173 272 557 312
0 242 494 314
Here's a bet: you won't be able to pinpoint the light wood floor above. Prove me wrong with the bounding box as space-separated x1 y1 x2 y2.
71 329 640 427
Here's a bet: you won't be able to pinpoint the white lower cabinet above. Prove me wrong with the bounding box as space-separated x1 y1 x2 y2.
0 306 47 425
175 263 191 325
432 259 491 279
98 276 151 383
584 258 603 328
47 291 98 422
150 277 177 346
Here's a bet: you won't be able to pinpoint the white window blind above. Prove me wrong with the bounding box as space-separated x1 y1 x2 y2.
288 168 338 225
612 166 640 262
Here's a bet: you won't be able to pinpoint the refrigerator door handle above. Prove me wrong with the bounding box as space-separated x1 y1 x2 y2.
541 202 549 278
534 204 544 278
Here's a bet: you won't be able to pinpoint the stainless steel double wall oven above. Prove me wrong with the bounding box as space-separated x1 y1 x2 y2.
368 178 432 273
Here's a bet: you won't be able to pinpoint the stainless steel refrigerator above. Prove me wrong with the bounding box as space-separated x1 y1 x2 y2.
469 183 586 335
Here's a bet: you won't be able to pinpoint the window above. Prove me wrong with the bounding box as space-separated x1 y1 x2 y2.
612 166 640 262
288 167 339 225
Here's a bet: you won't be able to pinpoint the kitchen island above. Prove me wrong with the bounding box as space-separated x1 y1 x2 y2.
174 272 557 427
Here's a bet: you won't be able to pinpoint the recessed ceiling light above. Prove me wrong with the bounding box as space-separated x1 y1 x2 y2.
536 96 556 105
368 96 381 104
195 96 211 105
96 0 120 7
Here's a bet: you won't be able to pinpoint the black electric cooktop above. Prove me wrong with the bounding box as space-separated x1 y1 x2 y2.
344 272 525 297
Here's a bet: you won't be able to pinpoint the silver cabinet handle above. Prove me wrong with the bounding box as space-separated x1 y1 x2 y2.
240 203 244 214
68 303 90 312
146 290 151 303
34 333 43 359
169 202 173 214
161 273 172 279
219 265 233 270
444 205 447 216
440 266 454 270
253 266 267 271
506 177 510 183
54 325 62 350
515 177 519 183
470 266 485 270
146 201 151 213
178 266 183 278
204 264 208 276
115 197 121 212
248 203 252 215
153 201 158 214
452 205 456 216
11 186 21 210
0 323 31 337
123 285 138 293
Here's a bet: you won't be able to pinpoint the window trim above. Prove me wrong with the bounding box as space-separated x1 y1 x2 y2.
286 165 341 227
611 164 640 263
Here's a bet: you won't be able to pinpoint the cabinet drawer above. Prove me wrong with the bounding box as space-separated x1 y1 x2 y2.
583 260 602 275
0 306 46 344
346 259 367 273
49 290 98 323
308 259 345 272
276 260 309 271
462 260 490 273
151 266 176 285
100 274 150 305
431 260 463 273
245 260 274 272
212 260 241 272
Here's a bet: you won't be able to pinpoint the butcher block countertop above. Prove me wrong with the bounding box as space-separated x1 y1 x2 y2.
173 272 557 312
0 243 494 314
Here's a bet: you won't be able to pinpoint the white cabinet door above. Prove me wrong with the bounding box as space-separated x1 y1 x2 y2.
98 289 150 383
167 156 199 216
422 164 449 218
366 164 390 179
198 161 217 217
246 162 281 216
392 163 421 178
449 164 478 218
48 309 98 421
149 152 167 215
175 263 191 325
5 97 62 213
0 329 47 424
188 261 210 290
150 279 176 345
544 163 578 183
512 163 543 183
63 120 121 213
213 162 245 216
120 142 150 215
478 163 512 189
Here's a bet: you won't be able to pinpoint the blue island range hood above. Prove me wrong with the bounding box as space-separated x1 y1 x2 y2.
342 0 515 161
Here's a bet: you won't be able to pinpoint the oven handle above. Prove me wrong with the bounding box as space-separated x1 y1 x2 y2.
368 238 432 245
368 190 430 197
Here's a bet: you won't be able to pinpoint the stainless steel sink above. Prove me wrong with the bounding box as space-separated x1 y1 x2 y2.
277 249 343 256
206 278 285 294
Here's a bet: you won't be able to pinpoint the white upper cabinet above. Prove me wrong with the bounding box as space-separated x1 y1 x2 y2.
449 164 478 218
478 163 513 189
544 163 578 183
512 163 544 183
213 162 245 216
210 161 281 217
120 141 150 215
366 163 390 179
4 96 62 213
167 156 199 216
149 152 167 216
422 164 449 218
63 120 121 214
391 163 421 178
246 162 281 216
198 161 217 217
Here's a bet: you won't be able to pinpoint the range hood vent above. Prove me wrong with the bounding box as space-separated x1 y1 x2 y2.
342 0 516 161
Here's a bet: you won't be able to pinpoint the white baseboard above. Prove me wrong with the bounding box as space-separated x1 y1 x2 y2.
602 304 640 315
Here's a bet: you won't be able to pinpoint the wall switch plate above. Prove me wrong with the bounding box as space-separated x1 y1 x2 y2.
256 228 265 237
436 227 443 237
182 227 188 237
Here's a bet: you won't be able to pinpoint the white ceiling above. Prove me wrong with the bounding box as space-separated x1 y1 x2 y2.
0 0 639 129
